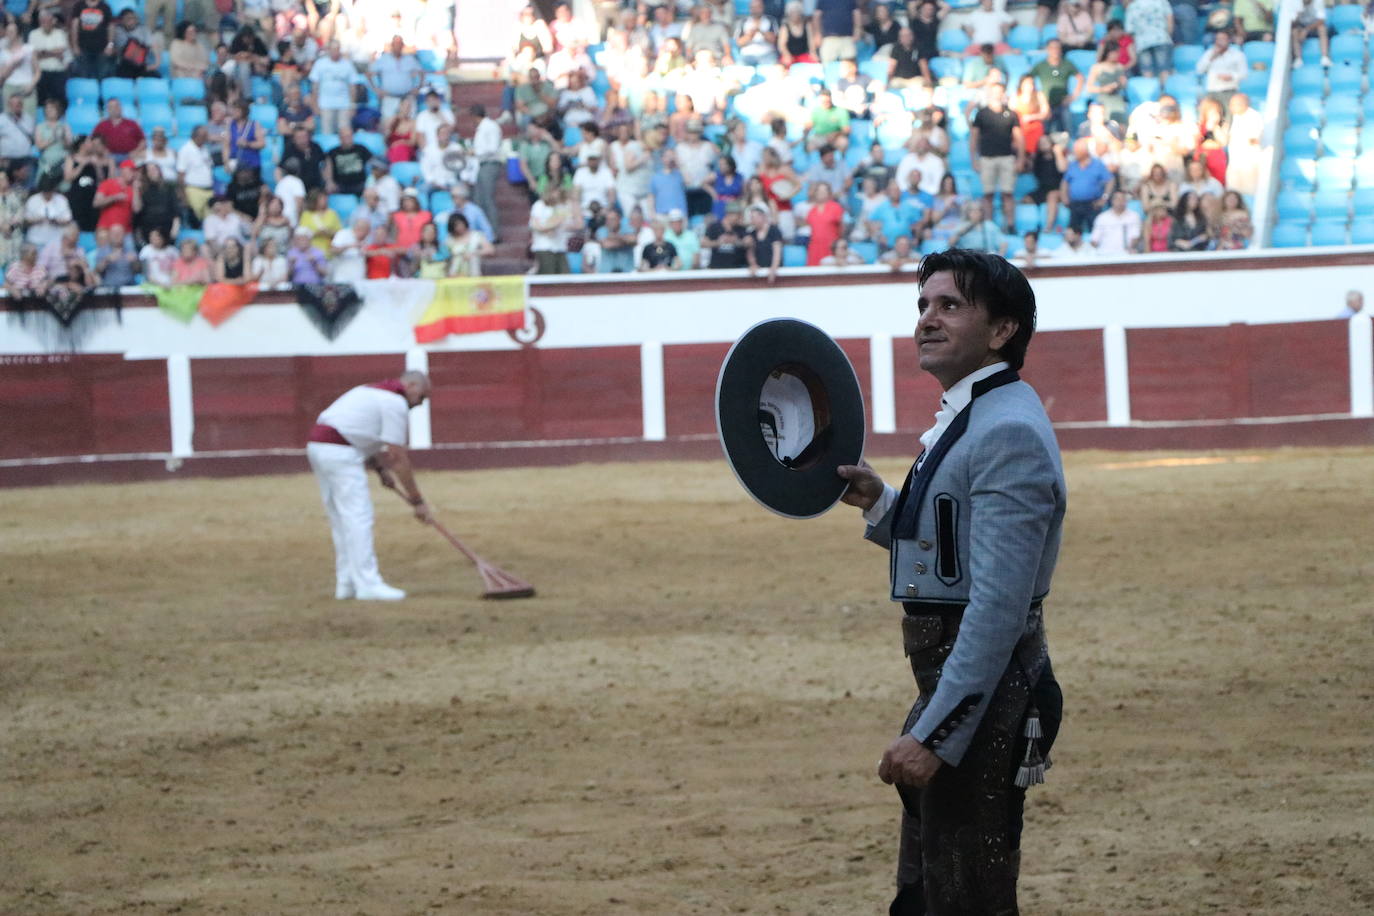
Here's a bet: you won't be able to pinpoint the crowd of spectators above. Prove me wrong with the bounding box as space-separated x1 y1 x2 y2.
1 0 494 299
493 0 1289 275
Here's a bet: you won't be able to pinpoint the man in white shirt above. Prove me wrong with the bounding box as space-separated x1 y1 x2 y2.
328 217 371 283
365 158 402 213
962 0 1014 53
414 89 455 151
571 144 616 221
29 9 71 108
1089 190 1141 255
352 186 392 232
895 133 945 198
1224 93 1264 195
0 92 35 165
469 103 504 245
556 69 599 128
306 371 433 601
274 159 307 225
675 118 719 218
176 124 215 221
1049 225 1096 261
1195 31 1247 104
420 123 465 191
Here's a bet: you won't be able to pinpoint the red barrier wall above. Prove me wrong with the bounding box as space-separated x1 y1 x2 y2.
0 354 169 459
1127 321 1350 421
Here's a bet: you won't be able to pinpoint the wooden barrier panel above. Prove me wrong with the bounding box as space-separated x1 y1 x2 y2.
1020 329 1108 424
428 346 643 443
0 354 169 459
663 342 731 438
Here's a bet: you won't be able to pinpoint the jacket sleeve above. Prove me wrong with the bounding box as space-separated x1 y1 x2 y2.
909 420 1059 765
862 482 899 549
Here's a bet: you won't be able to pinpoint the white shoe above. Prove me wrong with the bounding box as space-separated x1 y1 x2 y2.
356 583 407 601
1293 56 1303 68
1321 55 1332 68
335 582 355 600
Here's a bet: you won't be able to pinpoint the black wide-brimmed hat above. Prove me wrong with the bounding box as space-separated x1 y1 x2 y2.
716 318 866 519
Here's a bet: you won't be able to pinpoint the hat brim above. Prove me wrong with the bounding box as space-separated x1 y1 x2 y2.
716 318 865 519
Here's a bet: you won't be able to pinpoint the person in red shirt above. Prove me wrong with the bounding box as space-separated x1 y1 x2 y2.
365 224 400 278
93 159 137 231
92 99 145 156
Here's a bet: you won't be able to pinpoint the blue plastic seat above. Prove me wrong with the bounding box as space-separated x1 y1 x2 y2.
1039 24 1058 45
1351 219 1374 244
919 238 947 255
140 103 176 135
1039 200 1068 228
1239 70 1270 99
1313 189 1350 219
1288 95 1324 127
937 30 969 55
175 104 207 132
1317 157 1356 189
1329 63 1363 95
1355 187 1374 211
315 133 339 152
100 77 136 106
429 190 453 213
1321 125 1359 157
1325 95 1361 125
1066 49 1096 73
1284 124 1319 156
1014 202 1041 233
78 231 96 252
386 160 419 187
66 77 100 106
415 48 440 72
1172 44 1205 72
171 77 205 105
850 240 879 263
329 194 358 222
1013 172 1038 199
249 75 274 103
1280 156 1317 188
1289 66 1325 96
1301 37 1325 63
353 131 385 158
565 250 582 274
1126 76 1160 107
928 57 961 82
1329 32 1366 62
1271 221 1308 247
782 244 808 267
66 104 100 135
1355 153 1374 187
249 103 277 131
1038 231 1063 250
136 78 171 105
1008 25 1041 52
1275 189 1313 220
1311 220 1349 245
1329 5 1365 33
1164 72 1203 98
1243 41 1275 69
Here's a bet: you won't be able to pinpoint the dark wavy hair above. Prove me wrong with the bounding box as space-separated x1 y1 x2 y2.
916 248 1037 370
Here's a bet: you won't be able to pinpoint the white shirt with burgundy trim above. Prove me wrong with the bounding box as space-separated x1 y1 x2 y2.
316 384 409 457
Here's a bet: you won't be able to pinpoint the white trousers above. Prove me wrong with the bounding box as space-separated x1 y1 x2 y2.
307 442 387 591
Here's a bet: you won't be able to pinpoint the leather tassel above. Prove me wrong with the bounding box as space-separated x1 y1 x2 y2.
1023 704 1042 740
1015 739 1046 789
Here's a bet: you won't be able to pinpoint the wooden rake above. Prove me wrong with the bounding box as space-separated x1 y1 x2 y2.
392 490 536 599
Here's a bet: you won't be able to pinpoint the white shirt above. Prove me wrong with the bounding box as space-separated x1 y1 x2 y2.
863 361 1011 525
23 192 71 247
415 107 455 150
1050 241 1096 261
28 27 70 72
139 243 177 286
1180 175 1224 199
420 141 462 188
367 173 401 212
896 151 946 197
528 199 568 252
328 227 367 282
316 384 409 456
274 175 307 224
572 163 615 214
1090 207 1142 255
1226 107 1263 155
251 254 289 285
140 146 177 176
0 109 34 159
202 209 247 248
176 138 214 188
1196 45 1247 93
965 8 1013 45
675 139 718 189
473 115 503 162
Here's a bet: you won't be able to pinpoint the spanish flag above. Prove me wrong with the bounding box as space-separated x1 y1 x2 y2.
413 276 526 343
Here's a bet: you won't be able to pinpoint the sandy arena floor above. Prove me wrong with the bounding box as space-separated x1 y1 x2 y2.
2 448 1372 915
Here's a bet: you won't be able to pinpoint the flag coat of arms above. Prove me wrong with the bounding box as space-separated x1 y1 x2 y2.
413 277 526 343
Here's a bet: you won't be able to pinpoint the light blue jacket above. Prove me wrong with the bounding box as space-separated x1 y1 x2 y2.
866 370 1066 765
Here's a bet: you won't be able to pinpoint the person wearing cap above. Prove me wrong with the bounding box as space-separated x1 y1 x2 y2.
92 158 136 232
701 200 748 269
837 248 1065 916
663 208 700 270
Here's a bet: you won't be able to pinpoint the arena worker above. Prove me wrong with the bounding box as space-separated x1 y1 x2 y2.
306 371 433 601
837 249 1065 914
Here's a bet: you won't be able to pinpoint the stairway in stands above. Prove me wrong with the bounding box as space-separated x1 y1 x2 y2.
453 80 533 277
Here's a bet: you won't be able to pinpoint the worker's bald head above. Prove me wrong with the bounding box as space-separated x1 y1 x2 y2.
400 370 431 407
